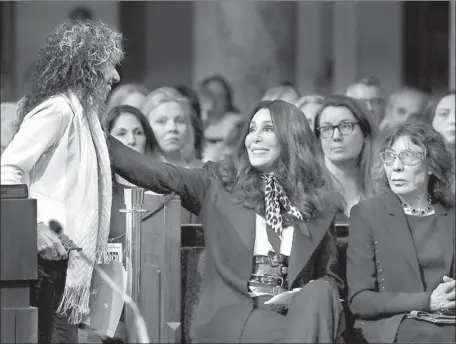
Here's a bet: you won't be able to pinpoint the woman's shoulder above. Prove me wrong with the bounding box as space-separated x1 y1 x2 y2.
351 192 395 216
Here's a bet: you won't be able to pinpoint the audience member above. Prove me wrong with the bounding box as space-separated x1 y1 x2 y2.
200 74 239 116
347 122 455 343
106 83 149 113
142 87 202 167
423 91 455 159
261 83 300 104
345 76 385 128
379 87 428 135
174 85 205 160
314 95 380 218
295 94 324 129
108 100 345 343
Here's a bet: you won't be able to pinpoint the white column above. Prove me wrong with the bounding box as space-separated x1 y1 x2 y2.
332 1 358 94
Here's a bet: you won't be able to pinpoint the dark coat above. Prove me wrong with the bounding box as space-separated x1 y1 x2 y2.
109 137 344 342
347 192 455 343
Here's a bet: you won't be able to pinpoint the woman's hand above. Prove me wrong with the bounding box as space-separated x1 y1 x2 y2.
430 279 456 312
37 222 68 260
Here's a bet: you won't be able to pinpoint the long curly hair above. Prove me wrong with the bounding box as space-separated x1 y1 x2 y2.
16 19 124 130
215 100 338 222
374 122 455 207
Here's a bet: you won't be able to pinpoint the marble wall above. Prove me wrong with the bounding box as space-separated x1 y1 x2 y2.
193 1 297 114
14 1 118 99
10 1 407 106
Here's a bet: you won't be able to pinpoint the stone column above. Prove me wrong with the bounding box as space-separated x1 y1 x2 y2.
332 1 358 94
192 1 297 114
295 1 329 96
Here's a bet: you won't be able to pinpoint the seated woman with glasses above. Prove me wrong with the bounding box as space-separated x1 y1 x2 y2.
314 95 380 220
347 122 455 343
108 100 345 343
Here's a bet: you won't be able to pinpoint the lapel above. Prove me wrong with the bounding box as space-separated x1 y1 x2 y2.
434 203 455 276
210 192 256 283
382 192 423 285
288 210 336 287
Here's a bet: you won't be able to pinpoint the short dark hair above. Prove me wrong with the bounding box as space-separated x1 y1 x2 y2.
69 7 93 20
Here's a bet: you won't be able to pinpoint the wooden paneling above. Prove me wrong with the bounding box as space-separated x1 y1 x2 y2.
0 308 15 343
0 199 37 281
0 285 29 308
128 194 182 343
15 308 38 343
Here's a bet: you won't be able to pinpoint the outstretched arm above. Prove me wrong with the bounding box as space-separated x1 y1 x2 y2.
109 136 213 215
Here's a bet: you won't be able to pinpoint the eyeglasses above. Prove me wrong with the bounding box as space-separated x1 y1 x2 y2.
380 150 425 166
318 121 359 139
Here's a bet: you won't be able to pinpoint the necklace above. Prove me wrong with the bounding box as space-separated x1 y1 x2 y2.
399 195 434 216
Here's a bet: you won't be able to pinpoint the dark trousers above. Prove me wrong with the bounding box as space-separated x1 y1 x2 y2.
30 257 78 343
240 280 344 343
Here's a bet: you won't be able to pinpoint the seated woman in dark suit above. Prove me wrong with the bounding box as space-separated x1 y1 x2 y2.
109 100 345 343
347 122 455 343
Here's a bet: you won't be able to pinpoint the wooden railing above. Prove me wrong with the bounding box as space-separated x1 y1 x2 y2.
125 193 204 343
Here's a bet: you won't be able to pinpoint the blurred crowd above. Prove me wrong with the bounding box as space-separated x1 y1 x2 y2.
2 74 455 217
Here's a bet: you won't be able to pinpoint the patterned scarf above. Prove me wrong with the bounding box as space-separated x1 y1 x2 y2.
261 173 303 238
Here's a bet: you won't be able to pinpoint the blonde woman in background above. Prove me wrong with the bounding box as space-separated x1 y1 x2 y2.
106 83 149 113
295 94 324 130
261 82 300 104
142 87 202 168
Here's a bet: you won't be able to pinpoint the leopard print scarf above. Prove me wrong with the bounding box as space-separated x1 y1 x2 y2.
261 173 303 238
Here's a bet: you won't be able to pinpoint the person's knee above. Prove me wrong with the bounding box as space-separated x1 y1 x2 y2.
293 280 334 307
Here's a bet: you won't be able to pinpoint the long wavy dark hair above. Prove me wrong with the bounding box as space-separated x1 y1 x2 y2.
314 95 381 201
215 100 338 222
15 20 124 130
374 122 455 207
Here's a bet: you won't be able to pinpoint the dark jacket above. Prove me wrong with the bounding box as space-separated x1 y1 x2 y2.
109 137 344 342
347 192 455 343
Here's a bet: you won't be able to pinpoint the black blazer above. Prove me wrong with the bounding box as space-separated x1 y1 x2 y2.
109 137 344 342
347 192 455 343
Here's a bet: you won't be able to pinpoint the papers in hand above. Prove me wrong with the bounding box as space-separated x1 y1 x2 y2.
407 310 456 325
264 288 302 306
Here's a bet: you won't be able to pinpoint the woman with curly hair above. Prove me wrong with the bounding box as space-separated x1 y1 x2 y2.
1 19 124 343
108 100 345 342
347 122 455 343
